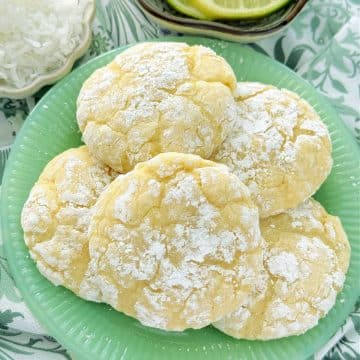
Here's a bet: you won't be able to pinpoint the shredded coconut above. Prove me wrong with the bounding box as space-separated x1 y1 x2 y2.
0 0 89 88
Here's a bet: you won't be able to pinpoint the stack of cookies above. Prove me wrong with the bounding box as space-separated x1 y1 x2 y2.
21 42 350 340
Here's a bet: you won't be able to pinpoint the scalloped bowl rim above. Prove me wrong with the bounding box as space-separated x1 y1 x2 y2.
0 0 96 99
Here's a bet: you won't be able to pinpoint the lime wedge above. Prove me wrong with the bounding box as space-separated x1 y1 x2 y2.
167 0 209 19
194 0 291 19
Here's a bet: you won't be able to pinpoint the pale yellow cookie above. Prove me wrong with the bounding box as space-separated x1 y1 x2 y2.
213 82 333 218
82 152 263 331
21 146 117 296
77 42 237 172
213 198 350 339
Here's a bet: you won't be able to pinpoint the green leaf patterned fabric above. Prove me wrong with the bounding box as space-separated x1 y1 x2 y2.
0 0 359 359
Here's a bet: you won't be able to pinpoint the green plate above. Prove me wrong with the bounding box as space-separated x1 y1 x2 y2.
1 36 359 360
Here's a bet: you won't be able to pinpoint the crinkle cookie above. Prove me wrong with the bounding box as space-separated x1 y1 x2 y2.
213 82 333 218
213 198 350 339
21 146 117 296
77 42 237 172
82 152 263 331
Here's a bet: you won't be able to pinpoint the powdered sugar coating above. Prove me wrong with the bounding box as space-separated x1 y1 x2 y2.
77 42 237 172
213 82 333 217
214 198 350 339
84 152 263 331
21 146 118 296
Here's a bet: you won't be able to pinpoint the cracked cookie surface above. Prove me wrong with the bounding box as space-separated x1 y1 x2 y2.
213 82 333 218
83 152 264 331
21 146 118 296
77 42 237 172
213 198 350 339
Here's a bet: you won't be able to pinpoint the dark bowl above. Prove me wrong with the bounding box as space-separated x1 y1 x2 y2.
136 0 308 42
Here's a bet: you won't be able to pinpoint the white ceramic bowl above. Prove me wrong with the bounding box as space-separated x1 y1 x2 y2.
0 0 95 99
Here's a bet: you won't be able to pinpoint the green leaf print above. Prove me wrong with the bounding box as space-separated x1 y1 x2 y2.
274 36 285 63
331 78 348 93
248 43 269 56
0 311 23 330
0 228 22 302
286 48 305 70
349 300 360 332
323 299 360 360
95 0 162 47
0 336 71 359
310 4 349 46
0 148 11 184
333 101 360 118
89 30 112 56
308 69 322 80
0 2 359 359
0 99 28 119
0 260 22 303
355 118 360 142
0 340 32 355
0 310 71 360
311 15 320 35
331 45 354 75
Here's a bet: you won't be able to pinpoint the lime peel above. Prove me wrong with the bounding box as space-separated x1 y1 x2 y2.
167 0 210 19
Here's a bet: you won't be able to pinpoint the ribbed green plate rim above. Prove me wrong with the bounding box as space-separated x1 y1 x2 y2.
1 36 359 360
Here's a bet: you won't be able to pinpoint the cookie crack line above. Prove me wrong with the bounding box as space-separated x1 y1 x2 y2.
77 42 237 172
84 153 263 330
20 41 348 341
